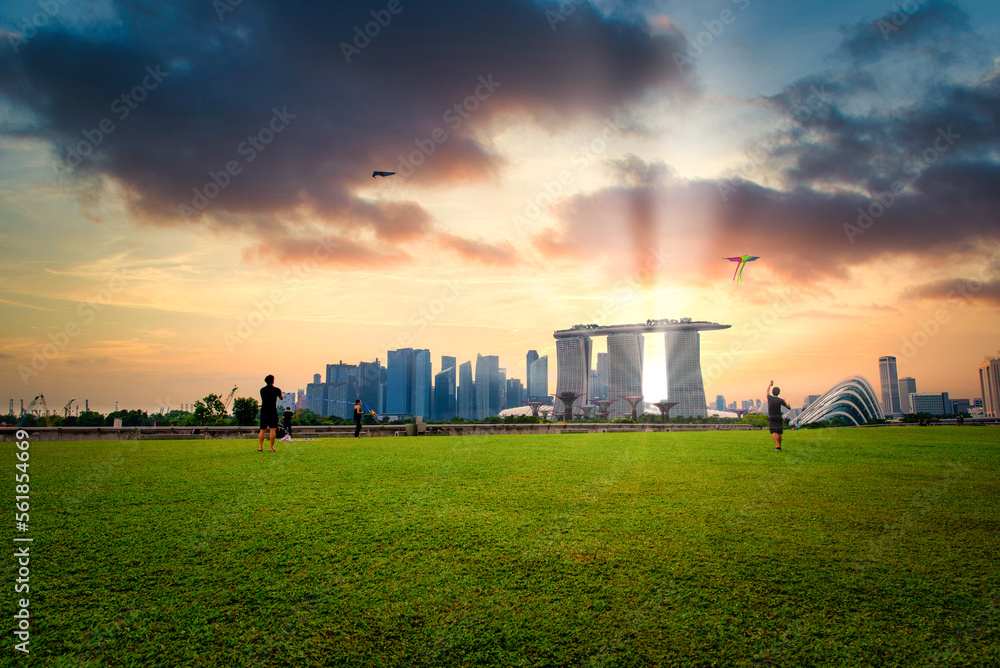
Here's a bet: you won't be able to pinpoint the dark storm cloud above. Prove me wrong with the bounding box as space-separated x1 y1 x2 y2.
0 0 689 266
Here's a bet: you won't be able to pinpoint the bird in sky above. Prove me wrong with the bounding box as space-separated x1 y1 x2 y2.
724 255 760 285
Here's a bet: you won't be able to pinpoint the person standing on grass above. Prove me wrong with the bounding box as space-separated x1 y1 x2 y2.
258 375 283 452
353 399 364 438
282 406 294 440
767 380 791 451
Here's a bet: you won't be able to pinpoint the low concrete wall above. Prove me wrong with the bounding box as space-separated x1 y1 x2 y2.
1 422 754 442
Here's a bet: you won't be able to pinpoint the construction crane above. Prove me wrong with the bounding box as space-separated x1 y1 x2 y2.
63 398 76 417
17 394 48 427
222 386 238 415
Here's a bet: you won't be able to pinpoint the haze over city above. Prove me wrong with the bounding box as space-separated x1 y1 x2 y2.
2 0 999 415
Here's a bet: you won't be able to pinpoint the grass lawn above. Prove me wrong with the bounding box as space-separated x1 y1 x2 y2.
5 427 999 667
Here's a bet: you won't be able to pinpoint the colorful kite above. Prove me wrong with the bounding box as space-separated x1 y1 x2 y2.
372 171 395 178
724 255 759 285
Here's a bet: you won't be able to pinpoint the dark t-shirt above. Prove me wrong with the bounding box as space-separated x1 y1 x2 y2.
282 410 293 426
353 404 363 422
260 385 282 416
767 394 787 418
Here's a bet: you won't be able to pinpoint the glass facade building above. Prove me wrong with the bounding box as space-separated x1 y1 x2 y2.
413 349 432 419
387 348 414 415
607 332 643 418
528 355 548 401
879 356 902 417
458 361 475 420
475 354 502 419
792 376 885 426
555 337 592 414
665 331 707 418
898 377 917 414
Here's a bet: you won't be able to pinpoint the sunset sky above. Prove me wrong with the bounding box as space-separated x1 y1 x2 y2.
2 0 999 415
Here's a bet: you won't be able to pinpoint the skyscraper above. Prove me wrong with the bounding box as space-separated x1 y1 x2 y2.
878 356 902 417
979 353 1000 418
325 361 358 419
458 361 475 420
526 350 539 400
413 349 432 419
434 363 456 421
555 336 592 414
594 352 609 400
387 348 414 415
607 332 643 418
715 395 726 411
528 355 549 401
898 377 917 414
506 378 524 409
475 354 502 419
665 331 707 418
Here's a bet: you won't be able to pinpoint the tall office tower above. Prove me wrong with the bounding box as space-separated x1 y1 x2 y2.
413 349 433 419
358 359 384 416
325 361 359 419
607 332 644 418
498 367 507 412
665 331 708 417
979 353 1000 418
434 365 457 421
555 336 592 414
506 378 524 409
434 356 457 420
803 394 821 410
898 377 917 414
526 350 539 399
387 348 415 415
475 354 502 419
306 378 327 415
458 361 475 420
878 356 902 417
716 395 726 411
313 374 321 384
594 352 609 400
528 355 549 401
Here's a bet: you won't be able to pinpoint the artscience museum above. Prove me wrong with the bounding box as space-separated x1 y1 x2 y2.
791 376 885 427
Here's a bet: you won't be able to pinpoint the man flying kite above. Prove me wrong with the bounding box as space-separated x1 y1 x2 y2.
724 255 759 285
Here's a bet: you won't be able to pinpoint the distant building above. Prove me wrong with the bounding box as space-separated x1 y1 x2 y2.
951 398 971 416
803 394 821 410
528 355 549 402
475 354 502 419
898 377 917 414
434 363 456 421
979 353 1000 418
325 361 358 419
526 350 538 400
506 378 524 410
358 359 385 416
715 395 726 411
555 337 592 414
387 349 414 415
909 392 947 416
594 352 609 400
666 331 707 418
792 376 884 426
607 332 644 418
458 361 475 420
879 356 903 417
413 349 432 419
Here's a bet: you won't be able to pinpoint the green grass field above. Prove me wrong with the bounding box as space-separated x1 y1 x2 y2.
5 428 999 667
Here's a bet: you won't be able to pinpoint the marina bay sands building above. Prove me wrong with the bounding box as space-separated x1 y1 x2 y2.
554 318 730 418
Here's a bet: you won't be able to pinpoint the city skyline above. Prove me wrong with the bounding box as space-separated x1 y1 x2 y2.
2 1 999 414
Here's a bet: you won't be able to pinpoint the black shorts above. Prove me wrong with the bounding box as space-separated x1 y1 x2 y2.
260 413 279 429
768 417 783 434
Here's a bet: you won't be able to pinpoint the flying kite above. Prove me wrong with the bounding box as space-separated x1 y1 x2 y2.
372 171 395 178
724 255 759 285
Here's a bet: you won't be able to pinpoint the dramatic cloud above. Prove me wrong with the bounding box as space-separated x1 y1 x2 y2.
0 0 690 266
